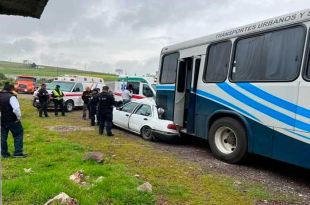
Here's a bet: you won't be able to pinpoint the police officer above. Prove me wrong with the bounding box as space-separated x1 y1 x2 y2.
89 88 99 126
37 83 49 117
0 83 27 158
51 85 65 116
82 86 92 120
93 86 115 136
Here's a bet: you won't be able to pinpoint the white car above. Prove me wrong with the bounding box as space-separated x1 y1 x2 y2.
113 99 179 141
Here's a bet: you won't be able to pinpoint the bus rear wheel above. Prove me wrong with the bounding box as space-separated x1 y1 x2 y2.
208 117 247 164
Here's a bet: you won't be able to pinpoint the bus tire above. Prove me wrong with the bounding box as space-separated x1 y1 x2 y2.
65 100 74 112
208 117 247 164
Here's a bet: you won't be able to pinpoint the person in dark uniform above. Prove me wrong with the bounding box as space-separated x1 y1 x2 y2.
37 83 49 117
93 86 115 136
51 85 65 116
0 83 27 158
89 88 99 126
82 86 92 120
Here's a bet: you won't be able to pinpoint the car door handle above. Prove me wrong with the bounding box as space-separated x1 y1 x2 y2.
144 118 148 121
125 114 129 117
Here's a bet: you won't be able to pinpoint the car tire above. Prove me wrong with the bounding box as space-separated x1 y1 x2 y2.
208 117 247 164
141 126 153 141
65 100 74 112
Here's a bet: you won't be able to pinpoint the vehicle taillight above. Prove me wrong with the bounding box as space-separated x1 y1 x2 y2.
167 124 177 130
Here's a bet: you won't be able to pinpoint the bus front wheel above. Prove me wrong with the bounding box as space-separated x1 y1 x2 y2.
208 117 247 164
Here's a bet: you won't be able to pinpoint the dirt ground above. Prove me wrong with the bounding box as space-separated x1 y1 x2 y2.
120 130 310 205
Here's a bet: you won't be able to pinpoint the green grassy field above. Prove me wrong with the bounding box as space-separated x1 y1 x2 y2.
0 61 117 81
1 98 298 205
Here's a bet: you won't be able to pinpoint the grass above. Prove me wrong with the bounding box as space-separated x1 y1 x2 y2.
0 61 117 81
1 98 300 205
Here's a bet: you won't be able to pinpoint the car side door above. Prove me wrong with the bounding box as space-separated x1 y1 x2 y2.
113 102 140 129
128 104 153 133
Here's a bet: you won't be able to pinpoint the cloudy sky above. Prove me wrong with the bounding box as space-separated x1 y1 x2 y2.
0 0 309 75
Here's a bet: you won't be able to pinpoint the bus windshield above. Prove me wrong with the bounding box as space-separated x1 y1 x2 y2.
47 81 75 92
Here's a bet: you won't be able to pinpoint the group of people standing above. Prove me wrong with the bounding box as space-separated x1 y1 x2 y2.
37 83 66 117
0 82 132 158
82 86 115 136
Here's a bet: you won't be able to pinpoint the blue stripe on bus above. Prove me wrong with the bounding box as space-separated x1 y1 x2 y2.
156 85 175 90
217 83 310 132
237 83 310 118
284 129 310 140
196 89 260 121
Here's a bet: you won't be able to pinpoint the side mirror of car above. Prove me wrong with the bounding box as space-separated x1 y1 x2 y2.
157 108 165 116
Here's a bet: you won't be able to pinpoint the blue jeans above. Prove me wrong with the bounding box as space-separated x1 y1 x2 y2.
1 121 24 155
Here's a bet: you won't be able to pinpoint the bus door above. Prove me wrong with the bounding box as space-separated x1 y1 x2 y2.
186 57 201 134
174 57 193 129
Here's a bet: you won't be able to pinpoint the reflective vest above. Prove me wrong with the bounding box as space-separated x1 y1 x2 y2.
52 90 64 100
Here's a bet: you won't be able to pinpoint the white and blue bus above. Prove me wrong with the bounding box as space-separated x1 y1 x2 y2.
156 9 310 169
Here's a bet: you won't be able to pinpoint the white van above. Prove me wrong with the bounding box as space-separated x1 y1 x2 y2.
114 75 157 103
34 75 105 112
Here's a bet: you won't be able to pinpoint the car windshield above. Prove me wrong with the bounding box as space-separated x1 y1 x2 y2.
47 81 75 92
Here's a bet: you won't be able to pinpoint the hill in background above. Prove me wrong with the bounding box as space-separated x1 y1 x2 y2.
0 61 117 81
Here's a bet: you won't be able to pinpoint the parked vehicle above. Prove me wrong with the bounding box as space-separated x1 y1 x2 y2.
15 75 37 94
113 99 178 141
33 75 105 112
113 75 156 103
156 9 310 169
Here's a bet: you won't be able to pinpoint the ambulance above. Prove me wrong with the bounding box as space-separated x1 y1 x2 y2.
113 75 157 103
33 75 105 112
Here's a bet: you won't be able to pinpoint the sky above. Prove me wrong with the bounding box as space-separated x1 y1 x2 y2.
0 0 309 75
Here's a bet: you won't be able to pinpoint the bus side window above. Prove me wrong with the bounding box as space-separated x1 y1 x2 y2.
307 45 310 80
203 41 231 83
160 53 179 84
232 26 305 82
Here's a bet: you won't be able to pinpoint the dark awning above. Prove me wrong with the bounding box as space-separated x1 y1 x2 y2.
0 0 49 19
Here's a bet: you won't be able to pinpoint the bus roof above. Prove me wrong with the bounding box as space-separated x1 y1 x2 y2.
162 8 310 54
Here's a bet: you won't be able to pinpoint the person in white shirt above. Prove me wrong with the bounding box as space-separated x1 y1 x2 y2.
121 84 133 105
0 83 27 158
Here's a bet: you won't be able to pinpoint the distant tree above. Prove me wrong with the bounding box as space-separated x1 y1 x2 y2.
0 73 7 80
31 62 37 68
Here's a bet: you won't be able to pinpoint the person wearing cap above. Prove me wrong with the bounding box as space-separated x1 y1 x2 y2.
0 83 27 158
51 85 65 116
37 83 49 117
92 86 115 136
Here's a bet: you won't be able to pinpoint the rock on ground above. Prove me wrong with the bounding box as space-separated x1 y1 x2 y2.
69 170 86 186
83 152 104 163
44 192 78 205
137 182 152 193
